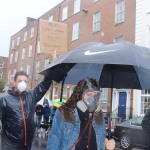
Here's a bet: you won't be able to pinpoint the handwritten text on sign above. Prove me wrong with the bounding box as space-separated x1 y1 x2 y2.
40 20 67 54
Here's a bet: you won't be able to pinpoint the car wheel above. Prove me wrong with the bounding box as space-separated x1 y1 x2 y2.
120 134 132 150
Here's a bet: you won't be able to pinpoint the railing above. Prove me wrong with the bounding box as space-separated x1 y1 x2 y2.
109 107 131 127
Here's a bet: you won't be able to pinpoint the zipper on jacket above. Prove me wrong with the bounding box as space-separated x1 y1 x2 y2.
19 95 27 145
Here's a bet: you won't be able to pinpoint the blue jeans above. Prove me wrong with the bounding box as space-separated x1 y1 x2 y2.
44 116 49 131
36 115 42 128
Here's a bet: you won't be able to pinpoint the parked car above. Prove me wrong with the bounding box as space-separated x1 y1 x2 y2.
113 116 150 150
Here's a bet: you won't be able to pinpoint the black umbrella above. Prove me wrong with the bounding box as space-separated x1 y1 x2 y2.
40 41 150 89
40 41 150 138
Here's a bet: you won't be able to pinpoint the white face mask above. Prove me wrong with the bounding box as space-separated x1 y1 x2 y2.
17 81 27 93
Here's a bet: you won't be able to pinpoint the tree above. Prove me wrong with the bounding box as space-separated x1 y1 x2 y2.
0 79 5 93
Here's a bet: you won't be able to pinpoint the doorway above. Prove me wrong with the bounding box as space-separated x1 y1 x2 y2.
118 92 127 119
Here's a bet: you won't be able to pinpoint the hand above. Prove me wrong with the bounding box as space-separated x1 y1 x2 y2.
105 138 115 150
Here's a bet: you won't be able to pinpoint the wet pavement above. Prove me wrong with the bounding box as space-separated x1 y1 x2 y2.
32 128 48 150
0 129 144 150
0 128 48 150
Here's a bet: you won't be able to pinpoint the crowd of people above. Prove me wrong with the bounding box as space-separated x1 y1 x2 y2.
0 71 116 150
6 69 150 150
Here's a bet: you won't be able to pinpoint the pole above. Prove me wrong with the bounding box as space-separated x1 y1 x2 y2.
108 69 114 140
60 75 66 102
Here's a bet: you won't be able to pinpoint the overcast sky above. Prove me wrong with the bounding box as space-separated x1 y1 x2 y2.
0 0 63 57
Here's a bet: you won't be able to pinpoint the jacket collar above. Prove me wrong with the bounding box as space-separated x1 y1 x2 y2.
7 87 26 96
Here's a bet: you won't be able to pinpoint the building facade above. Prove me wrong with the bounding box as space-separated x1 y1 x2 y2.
133 0 150 116
7 0 136 118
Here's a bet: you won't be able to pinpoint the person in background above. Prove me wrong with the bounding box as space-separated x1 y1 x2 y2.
43 104 51 134
0 71 52 150
46 77 115 150
35 104 43 133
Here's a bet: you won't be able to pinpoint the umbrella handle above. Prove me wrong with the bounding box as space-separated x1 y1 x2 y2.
107 112 112 140
60 75 67 102
107 130 112 140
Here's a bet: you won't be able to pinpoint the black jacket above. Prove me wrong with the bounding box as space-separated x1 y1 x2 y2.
0 78 52 149
142 110 150 137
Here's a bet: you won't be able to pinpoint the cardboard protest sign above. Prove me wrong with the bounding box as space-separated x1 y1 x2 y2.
39 19 67 54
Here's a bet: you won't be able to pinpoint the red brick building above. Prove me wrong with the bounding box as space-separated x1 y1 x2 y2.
7 0 136 116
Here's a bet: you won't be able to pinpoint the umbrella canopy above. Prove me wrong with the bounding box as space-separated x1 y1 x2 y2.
52 99 66 108
40 41 150 89
40 41 150 139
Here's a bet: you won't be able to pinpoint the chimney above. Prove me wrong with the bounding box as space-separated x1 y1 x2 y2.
26 17 36 25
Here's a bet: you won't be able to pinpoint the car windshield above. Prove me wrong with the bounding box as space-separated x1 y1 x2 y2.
130 117 143 126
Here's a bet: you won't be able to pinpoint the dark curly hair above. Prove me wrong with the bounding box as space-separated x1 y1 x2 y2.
59 78 100 112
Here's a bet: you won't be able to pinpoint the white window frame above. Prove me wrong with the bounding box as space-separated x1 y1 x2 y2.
28 45 32 57
74 0 80 14
62 86 67 99
62 6 68 21
0 62 4 68
69 86 75 97
8 70 11 84
13 69 16 75
10 54 13 64
147 0 150 12
53 86 59 99
36 40 41 53
49 15 53 22
35 61 40 80
146 27 150 48
93 11 101 32
22 48 26 59
24 31 27 41
100 88 108 112
27 64 31 76
11 40 15 49
115 0 125 23
140 90 150 115
45 58 49 67
72 22 79 41
30 27 34 38
15 51 18 62
17 37 20 46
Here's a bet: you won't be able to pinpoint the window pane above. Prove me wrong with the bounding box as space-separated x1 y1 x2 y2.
141 90 150 115
100 88 108 112
116 0 125 23
93 12 100 32
74 0 80 14
72 22 79 40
